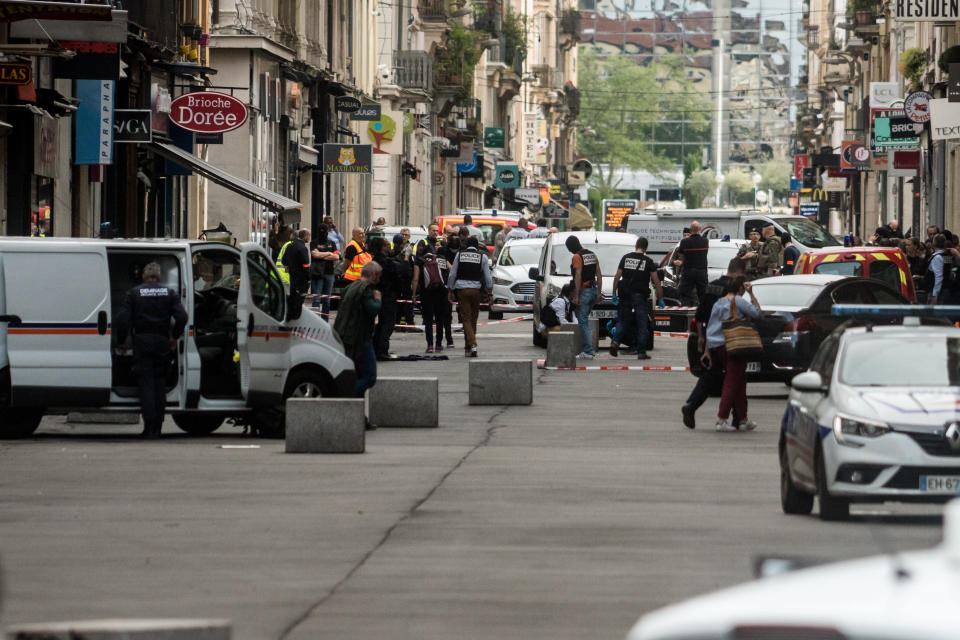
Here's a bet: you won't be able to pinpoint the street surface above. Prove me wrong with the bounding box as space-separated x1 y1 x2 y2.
0 317 943 639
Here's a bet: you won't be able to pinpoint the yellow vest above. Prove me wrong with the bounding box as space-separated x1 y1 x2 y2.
344 240 372 281
275 241 292 284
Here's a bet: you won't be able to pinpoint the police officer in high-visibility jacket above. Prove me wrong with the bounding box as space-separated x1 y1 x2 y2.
114 262 188 439
343 227 372 281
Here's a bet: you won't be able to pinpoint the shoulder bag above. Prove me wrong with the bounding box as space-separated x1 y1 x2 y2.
721 297 763 359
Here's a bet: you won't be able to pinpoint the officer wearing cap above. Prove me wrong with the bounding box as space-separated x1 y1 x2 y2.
114 262 188 438
756 221 783 277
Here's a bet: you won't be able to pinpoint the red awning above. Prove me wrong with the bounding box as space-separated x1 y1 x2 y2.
0 1 113 22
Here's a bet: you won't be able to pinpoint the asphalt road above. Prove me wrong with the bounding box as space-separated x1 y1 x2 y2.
0 315 945 639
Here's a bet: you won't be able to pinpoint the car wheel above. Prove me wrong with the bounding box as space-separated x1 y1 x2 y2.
781 444 814 515
533 323 547 348
0 407 43 439
173 414 224 436
816 442 849 521
253 370 329 438
488 310 504 320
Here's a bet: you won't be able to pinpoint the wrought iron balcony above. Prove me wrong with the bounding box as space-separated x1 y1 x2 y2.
394 50 433 92
560 9 581 37
418 0 447 21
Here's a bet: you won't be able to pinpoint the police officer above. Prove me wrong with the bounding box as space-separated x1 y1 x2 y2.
756 221 783 277
447 236 492 357
114 262 188 438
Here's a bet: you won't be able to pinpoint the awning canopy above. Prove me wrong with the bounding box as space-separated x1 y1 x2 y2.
0 1 113 22
150 142 302 215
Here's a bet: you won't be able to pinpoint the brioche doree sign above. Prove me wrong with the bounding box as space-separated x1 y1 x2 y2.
169 91 248 134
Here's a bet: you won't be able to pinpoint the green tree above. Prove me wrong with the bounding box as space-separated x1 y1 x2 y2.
757 159 792 200
684 170 716 209
723 168 754 205
577 49 710 200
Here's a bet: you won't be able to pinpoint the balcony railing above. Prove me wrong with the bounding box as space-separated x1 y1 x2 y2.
394 50 433 92
418 0 446 21
560 9 581 37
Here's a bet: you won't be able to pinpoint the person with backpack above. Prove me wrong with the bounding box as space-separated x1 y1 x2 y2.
447 236 492 357
538 283 574 336
411 239 451 353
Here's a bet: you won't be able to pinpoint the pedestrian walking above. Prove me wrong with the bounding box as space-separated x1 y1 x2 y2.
447 236 492 357
309 223 339 319
780 232 799 276
676 220 709 305
333 261 382 427
566 235 601 360
705 275 761 432
757 221 783 277
411 239 450 352
369 237 403 360
736 228 763 280
680 257 746 429
609 237 663 360
436 232 458 348
114 262 188 438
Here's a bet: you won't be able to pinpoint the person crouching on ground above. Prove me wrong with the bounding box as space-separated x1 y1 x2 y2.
538 283 575 336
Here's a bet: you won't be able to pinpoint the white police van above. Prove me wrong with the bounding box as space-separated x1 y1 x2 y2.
0 238 355 438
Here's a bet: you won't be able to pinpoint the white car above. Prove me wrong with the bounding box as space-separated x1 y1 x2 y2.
659 238 746 305
490 237 546 320
627 498 960 640
781 305 960 521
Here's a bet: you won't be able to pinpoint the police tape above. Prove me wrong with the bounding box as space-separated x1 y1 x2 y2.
303 293 531 309
536 359 690 372
379 314 534 331
653 331 690 338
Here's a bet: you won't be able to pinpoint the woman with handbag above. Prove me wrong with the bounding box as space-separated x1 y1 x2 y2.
704 276 762 432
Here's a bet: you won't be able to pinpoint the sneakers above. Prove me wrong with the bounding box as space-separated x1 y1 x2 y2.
425 346 434 354
446 339 454 348
637 353 651 360
469 347 478 358
435 344 444 353
576 351 595 360
737 418 758 431
681 404 695 429
609 342 619 357
715 420 737 432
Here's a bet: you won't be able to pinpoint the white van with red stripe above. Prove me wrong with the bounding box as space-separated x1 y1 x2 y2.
0 238 355 438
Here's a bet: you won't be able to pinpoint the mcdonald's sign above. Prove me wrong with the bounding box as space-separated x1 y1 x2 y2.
811 188 830 202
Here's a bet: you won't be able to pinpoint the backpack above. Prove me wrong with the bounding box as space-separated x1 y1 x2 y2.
421 253 445 289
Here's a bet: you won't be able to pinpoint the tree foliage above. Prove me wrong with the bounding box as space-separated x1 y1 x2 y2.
757 159 792 200
684 170 716 208
723 168 754 204
577 49 711 200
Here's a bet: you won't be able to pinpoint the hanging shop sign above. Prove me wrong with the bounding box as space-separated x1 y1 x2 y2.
457 153 478 174
870 82 900 109
55 40 119 80
542 202 569 219
0 1 113 22
113 109 152 143
793 154 809 179
349 103 381 121
930 98 960 141
402 112 414 134
0 62 30 85
949 64 960 103
415 113 432 131
894 0 959 20
169 91 248 134
904 91 933 123
874 116 921 148
75 79 114 165
841 140 870 170
494 163 520 188
799 204 820 217
335 96 361 113
321 144 372 173
822 177 847 192
514 187 541 204
484 126 505 149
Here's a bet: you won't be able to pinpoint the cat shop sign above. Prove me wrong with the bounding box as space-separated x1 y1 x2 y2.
321 144 372 174
168 91 248 134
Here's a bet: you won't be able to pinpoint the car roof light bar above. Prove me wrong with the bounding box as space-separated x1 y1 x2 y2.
832 304 960 317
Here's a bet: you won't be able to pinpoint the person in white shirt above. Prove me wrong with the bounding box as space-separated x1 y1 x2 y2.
527 218 550 238
505 218 531 241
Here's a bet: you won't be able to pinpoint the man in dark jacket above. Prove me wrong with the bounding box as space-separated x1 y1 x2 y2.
676 220 709 305
680 257 745 430
780 232 800 275
282 228 311 319
369 237 403 360
334 261 383 406
114 262 188 438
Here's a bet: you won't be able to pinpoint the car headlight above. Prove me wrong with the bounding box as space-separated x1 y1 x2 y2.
493 276 512 286
547 283 561 299
833 414 890 446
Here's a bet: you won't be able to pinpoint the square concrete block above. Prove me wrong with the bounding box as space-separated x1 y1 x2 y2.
367 377 438 428
469 360 533 405
545 331 576 368
561 318 600 354
285 398 364 453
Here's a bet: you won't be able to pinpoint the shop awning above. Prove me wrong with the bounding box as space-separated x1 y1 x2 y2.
0 1 114 22
150 142 303 215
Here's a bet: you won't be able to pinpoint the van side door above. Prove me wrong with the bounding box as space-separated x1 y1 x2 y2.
1 244 112 406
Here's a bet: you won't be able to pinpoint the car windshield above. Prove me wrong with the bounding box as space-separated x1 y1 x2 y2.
841 337 960 386
708 245 742 270
550 242 634 277
750 282 823 308
499 243 542 266
774 217 841 248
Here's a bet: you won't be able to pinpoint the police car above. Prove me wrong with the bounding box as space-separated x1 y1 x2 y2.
627 498 960 640
780 305 960 521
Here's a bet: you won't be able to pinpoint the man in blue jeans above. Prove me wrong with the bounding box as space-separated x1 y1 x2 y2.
609 237 664 360
566 235 602 360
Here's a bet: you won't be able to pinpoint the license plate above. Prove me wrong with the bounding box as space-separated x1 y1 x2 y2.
519 295 531 303
920 475 960 494
590 309 617 319
746 361 760 373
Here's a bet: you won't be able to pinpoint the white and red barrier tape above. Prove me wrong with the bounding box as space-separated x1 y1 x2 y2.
536 359 690 372
304 293 694 312
381 314 534 331
653 331 690 338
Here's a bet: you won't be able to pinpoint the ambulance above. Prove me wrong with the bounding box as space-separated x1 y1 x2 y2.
0 238 355 438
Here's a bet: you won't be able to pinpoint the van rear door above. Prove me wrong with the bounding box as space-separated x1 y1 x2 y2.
1 244 112 406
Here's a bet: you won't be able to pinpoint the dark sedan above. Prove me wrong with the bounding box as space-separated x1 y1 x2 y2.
687 274 910 382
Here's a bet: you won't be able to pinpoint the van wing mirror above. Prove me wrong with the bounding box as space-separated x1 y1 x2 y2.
528 267 542 281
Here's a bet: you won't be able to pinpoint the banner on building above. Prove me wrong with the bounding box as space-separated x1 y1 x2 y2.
75 79 114 165
522 112 537 164
402 112 414 134
894 0 959 21
494 163 520 188
321 144 372 173
930 98 960 140
793 154 809 179
55 40 119 80
365 108 402 154
113 109 152 143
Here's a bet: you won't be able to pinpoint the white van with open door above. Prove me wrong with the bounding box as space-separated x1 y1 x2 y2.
0 238 355 438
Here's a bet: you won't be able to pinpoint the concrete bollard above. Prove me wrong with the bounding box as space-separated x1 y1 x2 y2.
560 319 600 354
367 377 438 428
285 398 365 453
545 331 576 368
6 618 231 639
66 412 140 424
468 360 533 405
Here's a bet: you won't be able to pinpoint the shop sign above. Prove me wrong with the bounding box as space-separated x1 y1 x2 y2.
793 154 809 179
113 109 152 143
822 177 846 192
949 64 960 103
799 204 819 217
0 62 30 85
789 177 802 191
514 187 541 204
930 98 960 140
484 126 505 148
151 83 171 135
602 199 637 231
349 103 381 121
904 91 933 123
456 153 478 174
874 116 921 148
75 79 114 165
321 144 372 173
870 82 900 109
494 163 520 188
459 141 474 163
169 91 248 134
522 112 537 164
543 202 569 219
402 112 414 134
841 140 870 170
415 113 432 131
0 1 113 22
894 0 959 20
335 96 361 113
55 40 119 80
34 112 58 178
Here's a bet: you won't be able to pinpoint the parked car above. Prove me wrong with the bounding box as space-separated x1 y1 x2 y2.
782 306 960 520
795 246 917 302
658 238 746 304
436 213 519 254
490 237 547 320
686 274 910 382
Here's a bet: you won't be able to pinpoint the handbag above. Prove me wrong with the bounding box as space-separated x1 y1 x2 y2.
721 297 763 359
